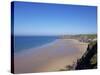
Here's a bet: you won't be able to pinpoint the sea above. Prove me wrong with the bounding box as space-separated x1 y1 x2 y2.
14 36 58 53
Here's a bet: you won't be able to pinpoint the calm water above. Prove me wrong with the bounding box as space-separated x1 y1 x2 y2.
14 36 58 53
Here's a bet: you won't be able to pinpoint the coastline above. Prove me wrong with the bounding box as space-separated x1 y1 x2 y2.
14 39 88 73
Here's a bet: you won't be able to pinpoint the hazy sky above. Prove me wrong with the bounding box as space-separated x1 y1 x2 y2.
13 1 97 36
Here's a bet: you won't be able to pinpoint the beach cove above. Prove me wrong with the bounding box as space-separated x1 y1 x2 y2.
14 39 88 73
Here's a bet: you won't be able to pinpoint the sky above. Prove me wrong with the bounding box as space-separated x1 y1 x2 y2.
13 1 97 36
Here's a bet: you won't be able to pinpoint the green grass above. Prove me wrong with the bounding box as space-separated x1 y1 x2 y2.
90 54 97 65
78 34 97 39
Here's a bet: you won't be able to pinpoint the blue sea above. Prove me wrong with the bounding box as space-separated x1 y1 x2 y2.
14 36 58 53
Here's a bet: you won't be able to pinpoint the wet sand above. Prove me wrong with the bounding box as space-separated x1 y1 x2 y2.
14 39 88 73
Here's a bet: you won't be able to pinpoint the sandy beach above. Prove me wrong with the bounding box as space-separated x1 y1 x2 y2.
14 39 88 73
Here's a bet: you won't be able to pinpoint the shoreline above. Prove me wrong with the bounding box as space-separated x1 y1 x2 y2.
15 39 88 54
14 39 88 73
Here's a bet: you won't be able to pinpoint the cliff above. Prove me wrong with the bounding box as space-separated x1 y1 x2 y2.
75 41 97 69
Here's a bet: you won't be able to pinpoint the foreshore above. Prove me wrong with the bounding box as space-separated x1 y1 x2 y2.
14 39 88 73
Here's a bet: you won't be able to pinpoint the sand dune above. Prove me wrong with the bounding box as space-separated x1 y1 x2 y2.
14 39 88 73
